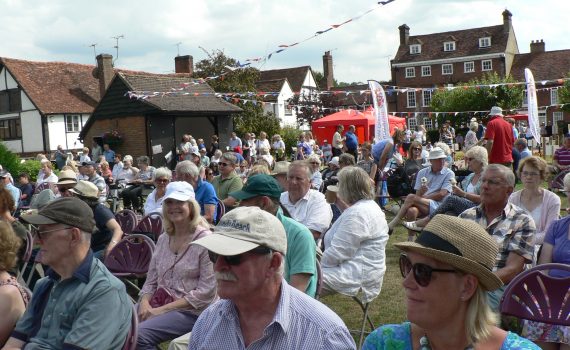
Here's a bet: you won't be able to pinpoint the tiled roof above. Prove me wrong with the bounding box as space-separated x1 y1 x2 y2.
255 78 288 102
0 57 100 114
120 73 242 112
259 66 312 92
393 25 509 63
510 49 570 81
326 84 371 106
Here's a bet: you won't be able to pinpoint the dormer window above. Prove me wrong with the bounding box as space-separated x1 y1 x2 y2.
479 37 491 48
410 44 421 54
444 41 456 52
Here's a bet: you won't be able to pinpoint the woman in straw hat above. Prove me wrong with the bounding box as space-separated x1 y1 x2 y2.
363 215 539 350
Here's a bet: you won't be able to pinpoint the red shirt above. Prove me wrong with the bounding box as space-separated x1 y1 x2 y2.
484 116 514 163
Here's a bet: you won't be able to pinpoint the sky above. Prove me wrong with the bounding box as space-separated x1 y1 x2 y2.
1 0 568 85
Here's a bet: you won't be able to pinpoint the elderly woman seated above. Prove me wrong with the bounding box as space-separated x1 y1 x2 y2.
320 166 389 304
307 154 323 190
363 215 539 350
143 167 172 215
120 155 155 212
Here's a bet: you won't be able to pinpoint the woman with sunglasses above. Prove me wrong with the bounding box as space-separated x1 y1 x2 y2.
143 167 172 216
363 215 539 350
357 142 377 183
403 141 424 179
138 181 217 349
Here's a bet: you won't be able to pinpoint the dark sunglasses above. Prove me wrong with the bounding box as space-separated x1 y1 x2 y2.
413 148 422 151
219 162 230 167
399 254 457 287
208 246 272 266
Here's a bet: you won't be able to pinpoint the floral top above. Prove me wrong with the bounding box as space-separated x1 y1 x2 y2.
0 275 30 306
139 226 218 315
363 322 540 350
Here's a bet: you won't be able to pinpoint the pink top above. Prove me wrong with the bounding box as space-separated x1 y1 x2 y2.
509 189 560 245
140 225 218 315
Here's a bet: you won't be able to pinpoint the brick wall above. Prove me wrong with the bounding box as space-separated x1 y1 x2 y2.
83 116 148 158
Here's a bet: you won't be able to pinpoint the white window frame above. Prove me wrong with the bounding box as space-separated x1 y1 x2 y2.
410 44 421 54
522 90 528 107
408 117 417 130
405 67 416 78
421 66 431 77
65 115 81 132
423 117 433 130
442 64 453 75
444 41 456 52
407 91 416 108
553 111 564 134
464 61 475 73
422 90 432 107
479 37 491 48
551 89 559 105
482 59 492 71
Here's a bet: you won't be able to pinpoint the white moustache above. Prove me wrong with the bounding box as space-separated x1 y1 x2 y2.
215 271 237 281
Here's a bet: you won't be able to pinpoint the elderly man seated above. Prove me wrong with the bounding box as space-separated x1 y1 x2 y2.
387 147 455 240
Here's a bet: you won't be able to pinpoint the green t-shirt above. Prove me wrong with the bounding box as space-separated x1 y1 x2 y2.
212 172 243 200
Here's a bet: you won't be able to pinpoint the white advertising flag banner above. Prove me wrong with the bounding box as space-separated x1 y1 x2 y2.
368 80 390 142
525 68 540 144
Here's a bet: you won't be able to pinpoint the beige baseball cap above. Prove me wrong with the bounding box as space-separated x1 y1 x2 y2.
192 206 287 256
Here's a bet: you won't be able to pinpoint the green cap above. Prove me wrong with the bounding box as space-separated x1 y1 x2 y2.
229 174 282 200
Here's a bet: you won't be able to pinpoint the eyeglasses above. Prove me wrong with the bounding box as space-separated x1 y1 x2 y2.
413 148 422 151
521 171 539 177
481 178 505 186
155 178 169 183
33 226 74 240
219 162 231 167
399 254 457 287
208 246 272 266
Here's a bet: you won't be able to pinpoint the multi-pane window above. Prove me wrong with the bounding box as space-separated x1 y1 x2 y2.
464 61 475 73
482 60 492 71
422 90 432 107
410 45 421 54
479 37 491 48
522 90 528 106
0 89 21 114
405 67 415 78
423 117 433 130
421 66 431 77
553 112 563 134
442 64 453 75
408 117 417 130
551 89 559 105
407 91 416 108
0 118 22 140
65 115 81 132
444 41 456 51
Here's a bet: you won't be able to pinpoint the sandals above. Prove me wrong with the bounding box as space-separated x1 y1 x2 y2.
402 221 423 232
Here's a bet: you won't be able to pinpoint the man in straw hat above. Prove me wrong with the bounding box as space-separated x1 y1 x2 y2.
484 106 514 166
5 197 132 349
363 214 538 349
387 147 455 240
460 164 535 311
55 169 78 198
188 206 354 349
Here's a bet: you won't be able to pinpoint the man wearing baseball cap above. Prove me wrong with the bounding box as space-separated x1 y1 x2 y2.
229 174 317 297
5 197 132 349
189 207 355 349
484 106 514 166
81 160 107 203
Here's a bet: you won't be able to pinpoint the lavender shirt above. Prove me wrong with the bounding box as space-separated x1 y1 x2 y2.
140 226 218 315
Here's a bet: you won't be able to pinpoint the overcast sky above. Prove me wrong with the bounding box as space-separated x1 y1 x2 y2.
1 0 568 85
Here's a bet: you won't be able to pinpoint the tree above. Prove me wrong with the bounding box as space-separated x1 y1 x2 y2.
558 73 570 113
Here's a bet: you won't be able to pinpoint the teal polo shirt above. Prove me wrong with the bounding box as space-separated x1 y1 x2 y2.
277 208 318 297
12 250 132 350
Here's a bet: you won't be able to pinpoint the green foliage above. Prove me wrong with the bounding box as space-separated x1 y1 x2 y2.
233 107 281 141
280 126 301 157
194 49 260 93
559 74 570 113
18 160 42 182
0 143 20 175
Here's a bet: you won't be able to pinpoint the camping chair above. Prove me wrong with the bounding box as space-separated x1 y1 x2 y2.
122 304 139 350
499 263 570 326
115 209 139 234
104 234 156 300
132 213 163 242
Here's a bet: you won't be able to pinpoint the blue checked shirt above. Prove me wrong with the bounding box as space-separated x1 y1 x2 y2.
189 280 356 350
459 202 536 271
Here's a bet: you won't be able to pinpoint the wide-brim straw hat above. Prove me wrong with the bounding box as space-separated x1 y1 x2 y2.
395 214 503 291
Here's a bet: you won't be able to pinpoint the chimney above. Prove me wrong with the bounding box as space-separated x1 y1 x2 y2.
175 55 193 75
322 51 334 90
399 24 410 45
530 39 545 54
94 54 114 99
502 9 512 33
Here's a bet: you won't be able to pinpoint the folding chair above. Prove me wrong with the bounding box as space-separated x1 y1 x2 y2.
350 294 375 350
214 198 225 224
115 209 138 234
122 304 139 350
500 263 570 326
133 213 163 241
16 230 34 283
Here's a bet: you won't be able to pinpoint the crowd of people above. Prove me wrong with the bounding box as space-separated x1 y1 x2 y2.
0 105 568 349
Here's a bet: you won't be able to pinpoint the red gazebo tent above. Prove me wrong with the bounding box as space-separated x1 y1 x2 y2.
312 108 406 144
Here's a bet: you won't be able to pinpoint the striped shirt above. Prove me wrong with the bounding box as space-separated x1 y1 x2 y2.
554 146 570 166
188 280 356 350
459 202 536 272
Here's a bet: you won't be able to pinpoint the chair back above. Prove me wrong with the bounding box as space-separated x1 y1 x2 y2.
133 213 163 241
34 182 58 195
122 304 139 350
315 259 323 299
22 230 34 263
104 234 156 276
115 209 138 234
214 199 225 224
500 263 570 326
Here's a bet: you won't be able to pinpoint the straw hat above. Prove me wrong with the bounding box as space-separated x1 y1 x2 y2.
271 161 290 176
395 214 503 291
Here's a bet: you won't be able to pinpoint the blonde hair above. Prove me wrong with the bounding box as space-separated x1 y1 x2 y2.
517 156 547 181
465 146 488 167
464 287 498 344
248 164 270 177
337 166 374 204
0 221 21 271
434 142 451 156
161 198 206 235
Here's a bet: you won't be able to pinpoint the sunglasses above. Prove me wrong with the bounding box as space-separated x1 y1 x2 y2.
399 254 457 287
155 178 169 183
413 148 422 151
208 246 272 266
219 162 231 167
